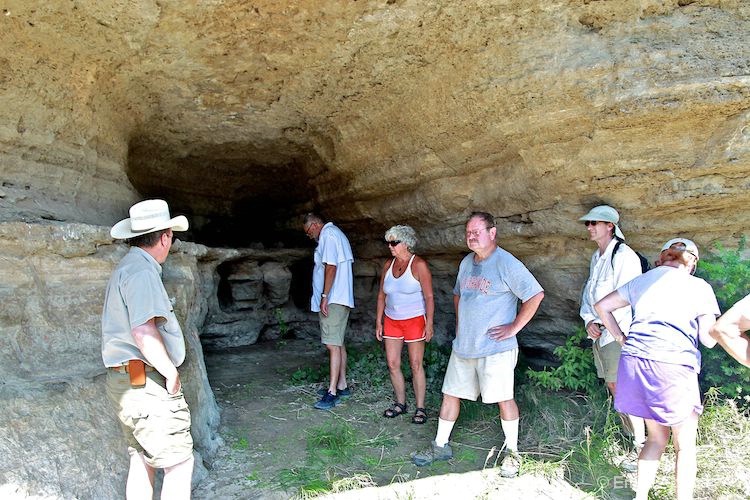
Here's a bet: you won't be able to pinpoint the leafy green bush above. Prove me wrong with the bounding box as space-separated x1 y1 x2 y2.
525 327 601 394
695 236 750 404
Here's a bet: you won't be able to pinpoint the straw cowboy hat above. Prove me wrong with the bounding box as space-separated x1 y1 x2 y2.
111 199 189 240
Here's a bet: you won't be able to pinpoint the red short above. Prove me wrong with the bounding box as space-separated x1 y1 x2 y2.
383 315 426 343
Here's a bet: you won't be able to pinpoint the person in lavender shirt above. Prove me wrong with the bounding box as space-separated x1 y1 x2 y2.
595 238 749 500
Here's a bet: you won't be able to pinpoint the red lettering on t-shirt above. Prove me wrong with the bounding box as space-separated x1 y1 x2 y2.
461 276 491 294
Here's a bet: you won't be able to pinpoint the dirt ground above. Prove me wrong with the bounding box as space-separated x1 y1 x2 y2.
193 339 602 499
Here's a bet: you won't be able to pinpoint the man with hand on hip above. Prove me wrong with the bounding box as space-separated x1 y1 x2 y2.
412 211 544 478
102 199 194 499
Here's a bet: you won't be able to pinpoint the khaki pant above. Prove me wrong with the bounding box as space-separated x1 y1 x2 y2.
106 369 193 468
319 303 350 346
592 339 621 384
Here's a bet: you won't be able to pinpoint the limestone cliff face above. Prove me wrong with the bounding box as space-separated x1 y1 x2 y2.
3 0 750 334
2 0 750 495
3 1 749 240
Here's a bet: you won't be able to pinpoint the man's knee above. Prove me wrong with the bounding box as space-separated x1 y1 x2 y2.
498 398 518 417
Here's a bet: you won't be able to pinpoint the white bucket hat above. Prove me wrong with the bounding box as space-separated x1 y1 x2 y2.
661 237 699 260
579 205 625 240
111 199 189 240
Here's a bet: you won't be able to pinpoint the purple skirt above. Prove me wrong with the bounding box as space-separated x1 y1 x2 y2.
615 354 703 426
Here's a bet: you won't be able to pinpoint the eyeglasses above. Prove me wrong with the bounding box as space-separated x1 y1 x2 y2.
385 240 401 247
583 220 602 227
465 228 492 238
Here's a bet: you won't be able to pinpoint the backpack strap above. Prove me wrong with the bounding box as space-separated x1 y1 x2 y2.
610 237 624 269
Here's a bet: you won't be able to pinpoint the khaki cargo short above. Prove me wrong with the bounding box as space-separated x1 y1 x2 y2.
319 303 351 347
106 369 193 468
441 348 519 404
593 339 622 384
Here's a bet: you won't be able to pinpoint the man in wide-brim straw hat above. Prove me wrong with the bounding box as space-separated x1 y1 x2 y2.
102 199 194 499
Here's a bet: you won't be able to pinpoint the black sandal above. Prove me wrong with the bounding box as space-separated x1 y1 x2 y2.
412 407 428 424
383 402 407 418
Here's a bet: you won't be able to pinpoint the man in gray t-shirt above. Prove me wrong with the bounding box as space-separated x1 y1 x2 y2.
102 199 194 500
412 212 544 478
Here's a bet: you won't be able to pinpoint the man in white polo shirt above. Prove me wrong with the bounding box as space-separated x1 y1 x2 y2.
303 213 355 410
102 199 194 499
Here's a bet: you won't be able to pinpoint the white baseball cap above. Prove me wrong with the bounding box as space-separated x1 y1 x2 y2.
660 237 699 260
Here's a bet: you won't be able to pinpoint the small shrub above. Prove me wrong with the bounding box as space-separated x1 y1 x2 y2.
346 343 390 388
345 340 451 392
422 341 452 392
526 327 601 395
274 308 292 339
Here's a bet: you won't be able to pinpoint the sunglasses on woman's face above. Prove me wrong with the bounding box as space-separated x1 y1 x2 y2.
385 240 401 247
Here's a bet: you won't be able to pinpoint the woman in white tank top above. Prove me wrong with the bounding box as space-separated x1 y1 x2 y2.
376 225 435 424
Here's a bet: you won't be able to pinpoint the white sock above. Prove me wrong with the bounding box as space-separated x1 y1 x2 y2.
435 418 455 447
501 418 519 452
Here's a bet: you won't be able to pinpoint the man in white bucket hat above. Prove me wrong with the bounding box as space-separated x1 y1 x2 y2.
578 205 646 467
102 199 194 499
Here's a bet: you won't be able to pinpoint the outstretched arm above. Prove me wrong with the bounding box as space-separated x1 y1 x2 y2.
710 297 750 368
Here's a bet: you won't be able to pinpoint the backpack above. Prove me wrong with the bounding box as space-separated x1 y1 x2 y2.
611 237 651 274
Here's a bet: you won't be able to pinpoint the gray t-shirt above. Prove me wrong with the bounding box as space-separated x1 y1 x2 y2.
101 247 186 367
453 246 543 358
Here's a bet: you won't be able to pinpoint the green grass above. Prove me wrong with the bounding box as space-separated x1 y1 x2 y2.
232 436 249 450
275 337 750 499
272 421 398 497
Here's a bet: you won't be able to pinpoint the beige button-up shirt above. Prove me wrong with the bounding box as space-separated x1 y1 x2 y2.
101 247 186 367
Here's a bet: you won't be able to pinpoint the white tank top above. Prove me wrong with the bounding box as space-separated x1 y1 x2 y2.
383 254 426 320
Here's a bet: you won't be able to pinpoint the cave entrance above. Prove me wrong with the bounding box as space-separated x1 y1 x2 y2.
201 249 318 354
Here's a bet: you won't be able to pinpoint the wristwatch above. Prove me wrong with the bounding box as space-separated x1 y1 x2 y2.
321 293 328 298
